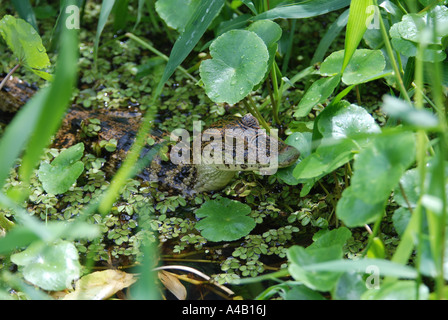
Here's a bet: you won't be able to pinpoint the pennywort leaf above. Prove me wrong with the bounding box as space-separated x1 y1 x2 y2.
199 29 269 104
11 240 81 291
195 197 255 242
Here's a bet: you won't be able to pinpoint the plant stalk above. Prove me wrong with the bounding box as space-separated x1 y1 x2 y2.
375 0 411 102
270 66 281 125
125 33 197 83
0 63 20 91
243 96 271 132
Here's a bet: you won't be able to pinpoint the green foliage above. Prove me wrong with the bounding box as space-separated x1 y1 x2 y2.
1 0 448 301
93 0 116 68
293 75 341 118
293 101 380 180
362 281 429 300
195 197 255 242
337 132 416 227
37 143 85 195
287 228 352 291
199 29 269 105
155 0 200 32
253 0 350 20
320 49 386 85
0 15 52 80
390 5 448 62
382 95 439 129
342 0 374 73
11 240 81 291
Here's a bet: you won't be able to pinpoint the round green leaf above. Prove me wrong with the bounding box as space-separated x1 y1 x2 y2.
392 207 411 236
319 49 386 85
293 102 380 181
276 132 312 185
396 7 448 45
317 102 381 139
11 240 81 291
195 197 255 242
287 246 343 291
0 15 50 70
155 0 200 32
247 20 282 49
389 7 448 62
199 29 269 105
397 14 426 43
247 20 282 87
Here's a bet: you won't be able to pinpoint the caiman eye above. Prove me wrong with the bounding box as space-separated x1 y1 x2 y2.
241 114 259 129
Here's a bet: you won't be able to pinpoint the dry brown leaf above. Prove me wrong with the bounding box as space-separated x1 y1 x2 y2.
63 269 137 300
158 270 187 300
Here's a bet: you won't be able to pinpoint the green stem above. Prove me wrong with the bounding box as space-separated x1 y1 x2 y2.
263 0 269 11
0 63 20 91
243 96 270 132
395 0 408 14
270 65 281 125
427 11 447 300
413 35 428 300
125 33 198 83
266 77 278 124
282 19 296 75
361 210 384 258
232 268 289 285
258 66 315 111
375 0 411 102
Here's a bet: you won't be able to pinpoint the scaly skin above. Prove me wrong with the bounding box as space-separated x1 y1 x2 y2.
57 108 301 194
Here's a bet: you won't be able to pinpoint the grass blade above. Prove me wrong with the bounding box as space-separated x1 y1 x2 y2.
11 0 38 31
241 0 258 15
19 4 79 185
93 0 116 68
312 9 349 64
253 0 350 20
342 0 374 73
0 89 48 188
303 258 418 279
153 0 224 98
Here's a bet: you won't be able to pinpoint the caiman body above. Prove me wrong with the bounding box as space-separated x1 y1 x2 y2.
1 76 300 194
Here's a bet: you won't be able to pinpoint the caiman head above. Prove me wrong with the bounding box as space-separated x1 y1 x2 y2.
192 114 300 192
